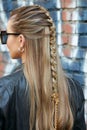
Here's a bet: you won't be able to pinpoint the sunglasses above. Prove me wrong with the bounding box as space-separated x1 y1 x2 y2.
0 31 20 44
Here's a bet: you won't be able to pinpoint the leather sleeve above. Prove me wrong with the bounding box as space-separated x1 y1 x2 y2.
0 109 4 130
68 78 86 130
73 102 86 130
0 79 10 130
0 67 28 130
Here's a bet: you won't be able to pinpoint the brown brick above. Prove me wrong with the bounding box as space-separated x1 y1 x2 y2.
62 34 69 44
62 23 73 34
61 0 65 8
65 0 71 6
62 46 71 57
64 0 76 8
62 10 71 21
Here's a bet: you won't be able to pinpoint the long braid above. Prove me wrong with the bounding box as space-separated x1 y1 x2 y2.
50 24 59 130
45 10 59 129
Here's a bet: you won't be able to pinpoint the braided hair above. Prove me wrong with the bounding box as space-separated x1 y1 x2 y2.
10 5 73 130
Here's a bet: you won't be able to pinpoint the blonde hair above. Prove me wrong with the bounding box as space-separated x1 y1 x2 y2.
10 5 73 130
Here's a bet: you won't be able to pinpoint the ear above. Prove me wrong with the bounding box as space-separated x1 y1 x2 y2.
18 34 25 48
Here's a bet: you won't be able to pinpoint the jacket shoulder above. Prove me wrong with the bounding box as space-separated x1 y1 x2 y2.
0 69 24 108
0 68 23 89
66 76 86 130
67 77 85 105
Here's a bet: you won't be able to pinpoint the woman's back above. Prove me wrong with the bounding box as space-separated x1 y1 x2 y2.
0 5 86 130
0 65 86 130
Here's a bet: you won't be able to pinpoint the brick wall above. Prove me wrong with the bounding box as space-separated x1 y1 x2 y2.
0 0 87 128
60 0 87 127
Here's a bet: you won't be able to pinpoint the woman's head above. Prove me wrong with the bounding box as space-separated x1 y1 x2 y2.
7 5 55 62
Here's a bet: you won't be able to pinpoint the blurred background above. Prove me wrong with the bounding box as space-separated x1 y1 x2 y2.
0 0 87 128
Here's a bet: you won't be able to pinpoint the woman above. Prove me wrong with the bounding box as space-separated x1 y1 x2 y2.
0 5 86 130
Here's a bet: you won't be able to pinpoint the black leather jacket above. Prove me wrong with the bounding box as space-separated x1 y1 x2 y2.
0 65 86 130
